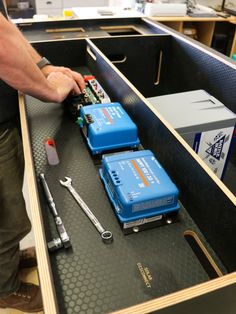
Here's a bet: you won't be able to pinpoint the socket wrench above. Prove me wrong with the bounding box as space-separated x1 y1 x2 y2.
39 173 71 249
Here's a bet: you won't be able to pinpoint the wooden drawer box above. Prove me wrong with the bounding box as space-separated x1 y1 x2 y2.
19 31 236 314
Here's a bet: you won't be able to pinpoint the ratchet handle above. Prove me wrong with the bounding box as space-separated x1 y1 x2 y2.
39 173 53 202
55 217 71 248
55 217 69 238
40 173 58 217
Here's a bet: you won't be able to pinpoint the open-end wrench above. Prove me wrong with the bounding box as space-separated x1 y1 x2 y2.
60 177 113 244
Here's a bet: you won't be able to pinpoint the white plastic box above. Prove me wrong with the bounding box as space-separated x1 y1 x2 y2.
144 3 187 16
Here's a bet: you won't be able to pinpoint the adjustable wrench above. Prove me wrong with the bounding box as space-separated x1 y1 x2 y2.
60 177 113 244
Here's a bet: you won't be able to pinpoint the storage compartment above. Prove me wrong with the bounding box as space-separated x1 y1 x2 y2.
213 22 235 56
91 34 236 192
90 34 236 112
22 37 236 313
182 21 215 46
99 25 144 36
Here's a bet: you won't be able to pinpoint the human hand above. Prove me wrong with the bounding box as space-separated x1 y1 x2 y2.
46 71 81 103
41 65 86 93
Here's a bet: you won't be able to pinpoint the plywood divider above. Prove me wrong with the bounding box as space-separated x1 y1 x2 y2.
230 29 236 57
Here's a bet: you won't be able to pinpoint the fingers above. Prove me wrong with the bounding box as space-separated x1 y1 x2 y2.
47 71 80 103
61 69 86 92
71 80 81 95
55 67 86 92
43 65 86 95
71 71 86 91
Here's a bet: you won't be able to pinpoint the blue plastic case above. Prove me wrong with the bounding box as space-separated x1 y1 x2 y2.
79 103 140 155
100 150 180 225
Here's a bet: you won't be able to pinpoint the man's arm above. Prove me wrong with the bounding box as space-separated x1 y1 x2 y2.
0 13 81 103
13 21 85 91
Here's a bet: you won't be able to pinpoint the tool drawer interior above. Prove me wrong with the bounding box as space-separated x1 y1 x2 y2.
90 34 236 115
91 34 236 192
23 37 236 313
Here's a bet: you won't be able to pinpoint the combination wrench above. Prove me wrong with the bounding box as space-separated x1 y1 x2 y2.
60 177 113 244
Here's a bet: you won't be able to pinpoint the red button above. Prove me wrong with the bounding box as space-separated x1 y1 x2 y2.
84 75 95 82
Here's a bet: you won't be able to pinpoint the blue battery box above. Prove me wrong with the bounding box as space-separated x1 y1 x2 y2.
100 150 180 233
79 103 140 155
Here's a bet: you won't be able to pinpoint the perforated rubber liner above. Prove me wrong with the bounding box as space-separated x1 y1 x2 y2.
25 94 226 314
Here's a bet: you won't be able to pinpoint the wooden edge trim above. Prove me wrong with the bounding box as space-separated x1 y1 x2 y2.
230 29 236 57
183 230 223 277
110 272 236 314
112 55 127 64
18 93 58 314
147 16 234 22
27 37 87 44
87 46 97 61
45 27 85 33
154 50 163 85
86 38 236 206
207 21 215 46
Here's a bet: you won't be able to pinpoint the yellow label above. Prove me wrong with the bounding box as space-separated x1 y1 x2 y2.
63 9 73 18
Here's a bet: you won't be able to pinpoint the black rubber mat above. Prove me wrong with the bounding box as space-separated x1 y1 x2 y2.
25 95 226 314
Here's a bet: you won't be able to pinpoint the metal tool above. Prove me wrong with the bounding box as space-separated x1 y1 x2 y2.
39 173 71 249
60 177 113 244
47 238 63 252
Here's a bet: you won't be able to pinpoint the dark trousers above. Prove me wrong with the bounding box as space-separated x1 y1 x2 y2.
0 126 31 297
